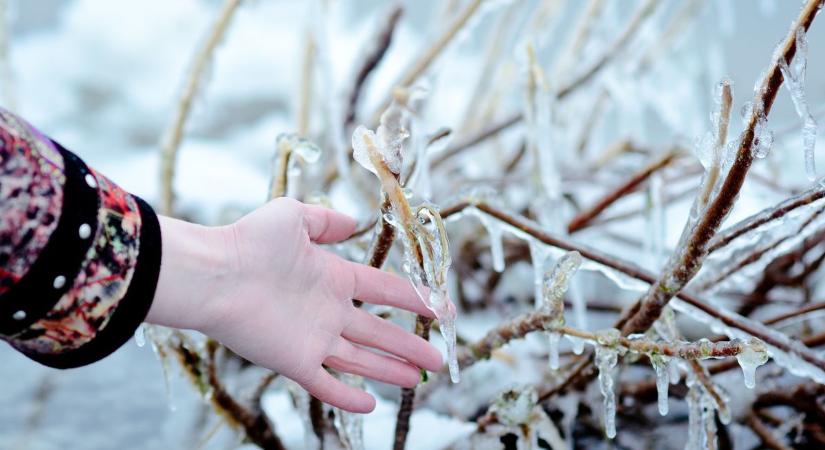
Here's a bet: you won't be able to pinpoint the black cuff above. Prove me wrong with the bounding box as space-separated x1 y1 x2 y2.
24 196 163 369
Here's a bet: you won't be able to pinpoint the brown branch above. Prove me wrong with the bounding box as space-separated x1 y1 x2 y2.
746 411 793 450
708 183 825 253
435 201 825 374
567 149 680 233
344 4 403 131
619 0 825 336
159 0 241 215
433 0 660 167
394 315 432 450
170 334 286 450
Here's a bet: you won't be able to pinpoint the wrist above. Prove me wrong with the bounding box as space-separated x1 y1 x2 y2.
145 216 236 333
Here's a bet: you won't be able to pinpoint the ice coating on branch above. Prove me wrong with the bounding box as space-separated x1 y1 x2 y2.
650 355 669 416
478 213 505 272
668 297 825 384
779 28 818 181
595 341 619 439
352 99 410 176
542 251 582 319
541 251 581 370
490 386 538 427
276 132 323 163
736 338 769 389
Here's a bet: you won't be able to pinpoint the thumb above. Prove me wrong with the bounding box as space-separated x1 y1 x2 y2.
302 203 358 243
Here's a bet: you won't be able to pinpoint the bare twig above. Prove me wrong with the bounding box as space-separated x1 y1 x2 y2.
567 149 681 233
159 0 241 215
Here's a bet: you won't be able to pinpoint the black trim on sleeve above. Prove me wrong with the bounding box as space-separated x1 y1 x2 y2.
0 144 100 336
23 196 162 369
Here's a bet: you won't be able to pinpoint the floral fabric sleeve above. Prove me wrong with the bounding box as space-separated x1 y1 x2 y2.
0 108 161 368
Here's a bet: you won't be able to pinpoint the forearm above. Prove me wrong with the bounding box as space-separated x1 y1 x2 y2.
146 216 235 333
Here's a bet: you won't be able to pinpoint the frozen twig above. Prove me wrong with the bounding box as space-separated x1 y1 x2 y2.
344 4 403 131
371 0 485 125
619 0 825 336
746 411 793 450
567 149 681 233
708 182 825 253
432 0 661 167
457 310 756 369
169 333 286 450
434 201 825 373
159 0 241 215
558 0 660 98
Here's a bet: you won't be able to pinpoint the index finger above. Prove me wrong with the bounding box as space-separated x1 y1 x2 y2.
345 261 437 318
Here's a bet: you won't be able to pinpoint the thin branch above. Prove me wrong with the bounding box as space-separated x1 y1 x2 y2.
746 411 793 450
159 0 241 215
708 183 825 253
344 4 404 131
619 0 825 336
434 201 825 373
557 0 660 99
170 333 286 450
457 310 751 369
371 0 485 125
567 149 680 233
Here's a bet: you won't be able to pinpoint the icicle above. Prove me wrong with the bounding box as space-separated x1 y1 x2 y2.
529 240 550 309
685 375 703 450
134 323 146 348
547 332 561 371
595 344 618 439
595 329 622 439
735 338 769 389
478 213 505 272
567 282 587 355
651 355 670 416
779 28 818 181
751 114 774 159
700 392 718 449
542 252 581 370
335 374 365 450
646 171 666 268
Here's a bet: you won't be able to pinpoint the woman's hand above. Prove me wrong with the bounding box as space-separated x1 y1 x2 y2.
146 198 442 413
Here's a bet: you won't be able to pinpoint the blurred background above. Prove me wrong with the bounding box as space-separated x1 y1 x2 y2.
1 0 823 449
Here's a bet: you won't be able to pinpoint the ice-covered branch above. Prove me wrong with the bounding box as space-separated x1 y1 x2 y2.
159 0 242 215
708 182 825 253
619 0 825 336
268 133 322 200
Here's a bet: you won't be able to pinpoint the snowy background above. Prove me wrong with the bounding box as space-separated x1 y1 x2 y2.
1 0 824 449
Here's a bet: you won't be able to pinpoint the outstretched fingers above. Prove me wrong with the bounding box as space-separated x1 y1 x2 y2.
343 308 442 372
301 203 358 243
325 339 421 388
344 261 436 318
303 367 376 413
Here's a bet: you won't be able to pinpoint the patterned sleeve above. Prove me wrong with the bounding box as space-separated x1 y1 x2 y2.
0 108 162 368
